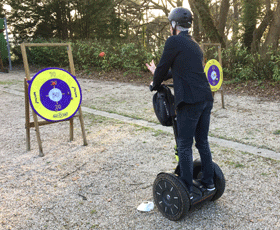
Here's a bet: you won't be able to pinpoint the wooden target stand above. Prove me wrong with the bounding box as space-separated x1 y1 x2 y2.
21 43 88 157
201 43 225 109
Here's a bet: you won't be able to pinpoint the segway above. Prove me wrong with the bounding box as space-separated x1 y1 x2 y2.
151 84 226 221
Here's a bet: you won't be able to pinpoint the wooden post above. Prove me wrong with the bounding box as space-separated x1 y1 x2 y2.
24 78 31 151
20 44 31 80
67 43 88 146
21 42 88 156
221 89 225 109
218 45 225 109
78 107 88 146
67 43 75 142
21 43 44 156
69 118 74 141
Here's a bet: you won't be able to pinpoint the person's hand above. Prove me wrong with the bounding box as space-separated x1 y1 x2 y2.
145 60 156 75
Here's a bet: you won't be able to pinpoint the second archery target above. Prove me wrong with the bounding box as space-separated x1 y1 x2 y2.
204 59 223 92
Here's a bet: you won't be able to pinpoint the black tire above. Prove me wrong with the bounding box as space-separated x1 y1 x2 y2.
193 158 226 201
211 162 226 201
193 159 203 180
153 173 191 221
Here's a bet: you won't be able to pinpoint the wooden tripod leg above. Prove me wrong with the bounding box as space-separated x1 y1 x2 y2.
78 107 88 146
70 118 74 141
32 112 44 157
24 78 31 151
221 88 225 109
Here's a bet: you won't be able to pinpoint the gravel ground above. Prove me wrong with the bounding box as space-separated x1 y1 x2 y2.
3 71 280 152
0 71 280 229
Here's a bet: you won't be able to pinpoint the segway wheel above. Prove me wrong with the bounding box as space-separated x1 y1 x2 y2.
193 159 226 201
211 162 226 201
153 173 190 221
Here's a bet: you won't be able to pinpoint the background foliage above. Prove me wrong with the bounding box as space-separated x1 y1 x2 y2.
1 0 280 82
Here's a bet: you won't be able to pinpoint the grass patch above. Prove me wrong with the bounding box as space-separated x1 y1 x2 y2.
135 126 150 132
153 129 168 137
84 113 111 124
224 160 245 168
209 133 277 152
0 80 21 85
131 123 172 137
0 81 15 85
90 210 97 214
88 105 152 121
246 130 254 135
273 130 280 135
235 163 245 168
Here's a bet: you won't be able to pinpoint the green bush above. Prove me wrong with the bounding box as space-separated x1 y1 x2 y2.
72 40 155 73
12 38 69 67
11 38 157 74
10 38 280 82
222 44 280 82
270 52 280 82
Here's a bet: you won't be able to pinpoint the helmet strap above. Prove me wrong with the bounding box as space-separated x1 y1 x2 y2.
173 27 177 36
171 21 177 36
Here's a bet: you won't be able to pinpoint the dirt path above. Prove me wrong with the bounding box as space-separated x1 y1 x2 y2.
0 71 279 229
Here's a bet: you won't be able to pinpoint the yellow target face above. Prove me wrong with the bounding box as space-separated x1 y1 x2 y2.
204 59 223 92
28 68 82 122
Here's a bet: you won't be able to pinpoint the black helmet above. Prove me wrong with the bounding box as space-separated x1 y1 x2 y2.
168 7 193 29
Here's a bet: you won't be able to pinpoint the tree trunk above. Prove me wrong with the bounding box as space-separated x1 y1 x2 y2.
193 12 201 42
251 9 273 53
188 0 225 47
188 0 200 42
232 0 239 45
242 0 259 50
261 1 280 55
218 0 230 39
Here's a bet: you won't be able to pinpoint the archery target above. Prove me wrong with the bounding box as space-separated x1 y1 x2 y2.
28 68 82 122
204 59 223 92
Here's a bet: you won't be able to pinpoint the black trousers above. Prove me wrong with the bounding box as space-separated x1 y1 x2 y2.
176 101 214 193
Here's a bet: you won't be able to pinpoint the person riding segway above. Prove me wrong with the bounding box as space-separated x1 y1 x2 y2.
146 7 225 221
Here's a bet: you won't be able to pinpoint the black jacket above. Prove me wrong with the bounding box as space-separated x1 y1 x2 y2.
152 31 213 107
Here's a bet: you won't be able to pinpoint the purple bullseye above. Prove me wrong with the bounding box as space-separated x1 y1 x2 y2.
40 79 71 111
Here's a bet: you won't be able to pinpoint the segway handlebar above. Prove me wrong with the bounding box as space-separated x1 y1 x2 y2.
149 84 174 91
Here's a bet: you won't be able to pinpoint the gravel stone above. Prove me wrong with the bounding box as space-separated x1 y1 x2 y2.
0 71 279 229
